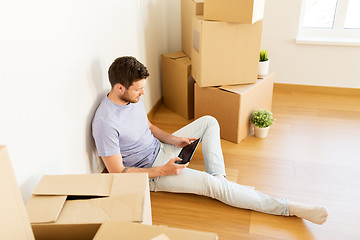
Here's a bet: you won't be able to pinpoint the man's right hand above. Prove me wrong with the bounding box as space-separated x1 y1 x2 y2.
160 157 189 176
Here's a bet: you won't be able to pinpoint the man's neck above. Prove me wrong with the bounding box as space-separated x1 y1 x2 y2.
107 91 129 106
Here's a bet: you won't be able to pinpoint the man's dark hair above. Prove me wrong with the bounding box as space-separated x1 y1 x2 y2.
108 56 150 89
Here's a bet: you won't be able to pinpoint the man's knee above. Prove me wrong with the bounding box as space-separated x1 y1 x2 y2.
200 115 219 128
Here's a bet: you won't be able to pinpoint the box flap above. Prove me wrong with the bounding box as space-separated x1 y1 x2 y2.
219 79 264 95
0 146 35 239
26 195 67 223
162 51 187 60
55 193 144 224
110 173 148 196
33 174 114 196
219 73 274 95
93 221 218 240
151 234 170 240
162 51 191 66
176 56 191 66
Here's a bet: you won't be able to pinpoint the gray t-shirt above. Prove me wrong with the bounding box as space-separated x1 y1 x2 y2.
92 96 160 168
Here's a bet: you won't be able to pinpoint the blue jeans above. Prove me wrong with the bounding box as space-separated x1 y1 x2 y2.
150 116 289 216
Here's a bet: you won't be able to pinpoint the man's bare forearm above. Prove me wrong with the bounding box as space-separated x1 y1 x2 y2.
123 157 187 178
124 165 164 178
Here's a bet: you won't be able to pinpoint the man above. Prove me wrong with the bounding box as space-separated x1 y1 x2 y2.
92 56 328 225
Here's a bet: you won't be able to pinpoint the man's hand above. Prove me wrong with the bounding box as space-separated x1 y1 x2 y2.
148 120 198 148
173 137 198 148
160 157 189 176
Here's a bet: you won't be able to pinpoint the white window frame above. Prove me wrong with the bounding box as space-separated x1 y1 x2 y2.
296 0 360 46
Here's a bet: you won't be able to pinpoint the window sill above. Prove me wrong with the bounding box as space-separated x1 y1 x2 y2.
296 36 360 47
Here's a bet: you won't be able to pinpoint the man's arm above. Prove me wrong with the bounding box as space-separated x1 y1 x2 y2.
101 153 188 178
148 120 197 148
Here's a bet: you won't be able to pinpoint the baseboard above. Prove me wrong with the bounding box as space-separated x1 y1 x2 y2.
274 83 360 96
147 97 163 121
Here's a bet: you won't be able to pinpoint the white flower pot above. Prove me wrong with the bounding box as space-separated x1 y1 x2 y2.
254 126 270 138
258 59 270 76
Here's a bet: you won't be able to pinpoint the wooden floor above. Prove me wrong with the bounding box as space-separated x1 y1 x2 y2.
149 84 360 240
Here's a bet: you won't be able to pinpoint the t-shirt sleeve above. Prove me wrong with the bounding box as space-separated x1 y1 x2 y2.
92 119 121 157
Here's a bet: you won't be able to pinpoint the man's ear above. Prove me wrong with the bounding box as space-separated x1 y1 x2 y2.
115 83 126 93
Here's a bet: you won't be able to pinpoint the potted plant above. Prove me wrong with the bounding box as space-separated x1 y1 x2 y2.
258 49 270 76
250 109 274 138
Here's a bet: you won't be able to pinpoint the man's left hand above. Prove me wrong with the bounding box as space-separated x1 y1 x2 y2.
173 137 198 148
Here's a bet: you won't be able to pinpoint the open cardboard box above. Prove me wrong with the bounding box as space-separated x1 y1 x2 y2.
1 147 219 240
195 73 274 143
93 220 218 240
1 145 152 240
161 51 194 120
0 145 100 240
191 15 263 87
26 173 152 240
203 0 265 24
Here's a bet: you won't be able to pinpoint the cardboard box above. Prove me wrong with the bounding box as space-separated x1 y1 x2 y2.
0 146 35 240
204 0 265 24
195 73 274 143
162 51 194 120
181 0 204 58
93 220 218 240
26 173 152 240
192 16 263 87
0 146 101 240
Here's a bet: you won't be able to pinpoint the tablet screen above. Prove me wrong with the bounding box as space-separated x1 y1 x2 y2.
177 138 201 164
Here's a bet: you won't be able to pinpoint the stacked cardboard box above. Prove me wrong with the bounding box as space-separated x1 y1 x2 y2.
203 0 265 24
195 74 274 143
193 0 274 143
162 0 273 143
191 16 263 87
161 0 203 120
181 0 204 58
162 51 194 120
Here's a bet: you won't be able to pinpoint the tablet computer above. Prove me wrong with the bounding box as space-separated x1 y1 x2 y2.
175 138 201 164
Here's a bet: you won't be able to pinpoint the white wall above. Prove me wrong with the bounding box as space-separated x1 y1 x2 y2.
0 0 169 202
164 0 182 52
261 0 360 88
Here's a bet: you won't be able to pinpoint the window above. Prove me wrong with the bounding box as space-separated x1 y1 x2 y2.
297 0 360 46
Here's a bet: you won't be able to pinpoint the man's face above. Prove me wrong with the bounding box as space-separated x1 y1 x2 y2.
121 79 146 103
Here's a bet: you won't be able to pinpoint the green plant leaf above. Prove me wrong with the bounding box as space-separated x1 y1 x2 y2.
250 109 274 128
259 49 269 62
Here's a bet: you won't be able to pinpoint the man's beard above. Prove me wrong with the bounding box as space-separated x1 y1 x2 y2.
120 94 140 104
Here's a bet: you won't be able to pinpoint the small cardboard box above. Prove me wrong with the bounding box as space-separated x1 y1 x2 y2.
192 16 263 87
203 0 265 24
161 51 194 120
181 0 204 58
26 173 152 240
195 73 274 143
0 146 35 240
93 220 218 240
